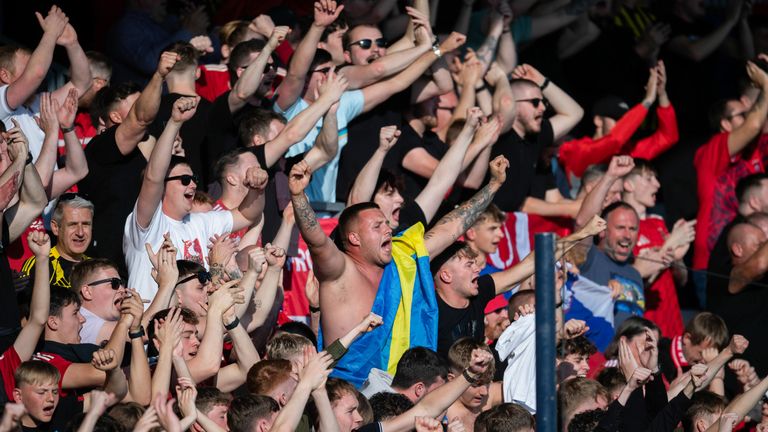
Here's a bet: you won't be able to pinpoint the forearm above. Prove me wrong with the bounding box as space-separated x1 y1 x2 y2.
352 45 431 88
189 314 225 382
142 282 175 330
739 20 755 59
491 77 515 127
28 253 50 326
103 368 129 402
450 87 477 124
291 192 327 248
575 174 618 228
348 149 387 205
7 33 57 109
476 16 503 67
460 146 492 189
34 131 59 195
103 321 129 364
64 42 92 96
61 130 88 178
235 269 258 320
542 81 584 140
267 101 335 168
127 337 151 405
146 121 182 183
709 376 768 430
273 219 295 252
681 20 737 61
151 347 174 398
247 267 281 329
313 389 341 432
132 73 164 126
236 189 266 229
230 47 273 112
416 128 473 220
270 382 312 432
228 324 260 377
425 181 499 254
520 196 579 218
497 30 517 74
77 411 100 432
9 164 48 242
305 109 338 172
454 2 473 35
172 356 193 381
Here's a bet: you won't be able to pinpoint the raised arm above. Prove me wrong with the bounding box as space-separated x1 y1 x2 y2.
270 351 334 432
726 61 768 157
5 128 48 243
3 6 66 110
666 2 740 62
361 32 467 113
574 155 634 229
135 96 199 229
150 308 183 399
49 17 91 104
33 92 60 196
264 69 348 168
13 231 50 360
242 245 285 332
276 1 343 111
304 102 340 172
347 126 399 205
120 290 152 405
485 63 516 132
289 160 346 281
230 165 268 232
511 63 583 141
424 155 508 257
216 311 260 392
229 27 289 113
50 88 88 197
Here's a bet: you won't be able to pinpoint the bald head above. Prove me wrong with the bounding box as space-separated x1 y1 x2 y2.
509 79 540 99
727 223 767 263
747 212 768 237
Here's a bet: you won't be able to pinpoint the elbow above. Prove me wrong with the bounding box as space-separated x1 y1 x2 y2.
572 105 585 124
370 62 387 81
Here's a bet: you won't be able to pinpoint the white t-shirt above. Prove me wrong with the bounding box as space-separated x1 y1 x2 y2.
274 90 364 203
124 203 234 302
0 85 47 162
79 307 109 345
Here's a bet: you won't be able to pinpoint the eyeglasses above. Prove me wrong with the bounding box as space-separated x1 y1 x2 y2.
164 174 199 186
348 38 387 49
175 271 212 287
517 98 549 109
87 277 126 290
59 192 90 202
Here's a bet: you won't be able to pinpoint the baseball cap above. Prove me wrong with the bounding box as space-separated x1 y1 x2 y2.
592 96 629 120
430 241 469 276
484 294 509 314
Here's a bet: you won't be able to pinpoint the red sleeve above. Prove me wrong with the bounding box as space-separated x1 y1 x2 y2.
32 352 72 392
693 133 731 195
0 347 21 400
558 104 648 178
629 105 679 160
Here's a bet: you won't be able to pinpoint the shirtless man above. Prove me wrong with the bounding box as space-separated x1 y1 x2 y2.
288 155 508 382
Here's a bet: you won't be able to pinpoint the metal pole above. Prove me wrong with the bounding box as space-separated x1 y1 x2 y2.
535 233 556 431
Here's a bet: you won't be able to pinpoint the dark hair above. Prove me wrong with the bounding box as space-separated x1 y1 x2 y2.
369 392 413 422
600 201 638 221
238 109 286 146
196 387 231 414
309 49 333 73
277 321 318 348
227 395 280 432
736 173 768 206
475 403 536 432
684 312 729 350
162 41 199 72
168 155 192 177
70 258 119 294
708 99 735 132
65 413 125 432
595 367 626 393
90 82 142 126
320 14 348 43
147 308 199 356
374 169 405 197
683 391 727 432
556 336 597 359
228 39 268 84
176 259 207 281
567 409 605 432
0 44 26 73
604 316 660 359
626 158 657 178
214 148 250 183
508 290 535 320
220 20 252 48
336 202 381 252
108 403 146 431
391 347 448 389
50 286 82 318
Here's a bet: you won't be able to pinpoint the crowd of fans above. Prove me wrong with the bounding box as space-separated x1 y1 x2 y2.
2 0 768 430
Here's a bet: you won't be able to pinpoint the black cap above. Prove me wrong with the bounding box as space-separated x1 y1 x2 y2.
592 96 629 120
430 241 468 276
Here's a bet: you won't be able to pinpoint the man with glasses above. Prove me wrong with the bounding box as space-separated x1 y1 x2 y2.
491 63 583 216
69 258 128 345
21 194 94 290
124 97 268 302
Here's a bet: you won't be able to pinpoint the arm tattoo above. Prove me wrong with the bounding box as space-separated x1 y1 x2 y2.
292 193 320 232
427 184 495 241
476 33 500 66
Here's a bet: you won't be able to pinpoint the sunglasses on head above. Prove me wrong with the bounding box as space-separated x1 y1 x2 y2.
517 98 549 109
164 174 199 186
348 38 387 49
59 192 90 202
176 270 212 287
88 277 126 290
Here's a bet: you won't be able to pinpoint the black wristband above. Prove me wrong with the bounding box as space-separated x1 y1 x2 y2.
463 368 480 384
60 125 76 133
309 304 321 313
555 300 563 309
540 77 551 91
25 152 33 165
476 81 489 93
129 326 145 340
224 317 240 331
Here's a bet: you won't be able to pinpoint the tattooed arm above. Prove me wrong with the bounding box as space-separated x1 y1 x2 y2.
475 11 504 68
424 156 509 257
288 161 347 282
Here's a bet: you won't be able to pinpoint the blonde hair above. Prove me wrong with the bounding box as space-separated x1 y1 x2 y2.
14 361 60 387
266 332 314 360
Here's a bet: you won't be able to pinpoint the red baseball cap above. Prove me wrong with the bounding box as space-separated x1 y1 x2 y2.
484 294 508 314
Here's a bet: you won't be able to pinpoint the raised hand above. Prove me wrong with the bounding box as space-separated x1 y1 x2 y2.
465 107 484 130
189 35 214 54
459 60 484 89
690 363 708 390
208 279 245 317
318 67 349 102
157 51 180 79
208 233 237 267
607 155 635 178
747 60 768 89
656 60 669 99
247 247 267 276
176 379 198 418
472 115 501 148
171 96 200 123
378 126 400 152
467 348 494 375
27 230 51 258
354 312 383 334
3 120 29 164
415 417 442 432
562 319 589 339
153 307 183 353
643 67 658 105
439 32 467 53
249 15 275 38
288 160 312 196
511 64 545 86
134 405 160 432
407 6 434 47
91 348 118 371
314 0 344 27
268 26 291 51
701 347 719 364
35 6 68 39
0 172 19 212
513 303 534 321
305 271 320 311
665 219 696 258
154 394 182 432
57 88 78 129
489 155 510 187
88 390 113 416
618 336 639 380
729 334 749 355
639 328 659 372
719 412 740 432
244 166 268 191
38 92 60 135
120 289 145 332
265 243 287 268
485 62 506 86
581 215 608 237
0 403 26 432
299 351 334 390
627 367 653 391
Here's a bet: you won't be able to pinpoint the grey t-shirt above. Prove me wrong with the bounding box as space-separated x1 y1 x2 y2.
580 245 644 318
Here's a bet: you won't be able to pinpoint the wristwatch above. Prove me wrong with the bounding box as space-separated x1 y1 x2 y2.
129 326 145 340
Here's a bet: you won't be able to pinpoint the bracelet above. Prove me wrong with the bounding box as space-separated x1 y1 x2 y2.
540 77 551 91
129 326 145 340
60 124 76 133
555 300 563 309
224 317 240 331
309 304 321 313
432 45 442 59
462 368 480 384
25 152 33 165
476 81 489 93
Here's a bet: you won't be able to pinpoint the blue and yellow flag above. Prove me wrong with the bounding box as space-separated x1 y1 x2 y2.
321 223 438 387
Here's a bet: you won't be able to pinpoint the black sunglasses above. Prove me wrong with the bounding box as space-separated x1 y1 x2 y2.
59 192 90 202
176 270 212 287
88 277 126 290
517 98 549 109
348 38 387 49
164 174 199 186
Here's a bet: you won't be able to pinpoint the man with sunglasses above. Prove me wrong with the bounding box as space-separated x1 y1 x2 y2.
21 194 93 290
69 258 128 345
125 96 268 302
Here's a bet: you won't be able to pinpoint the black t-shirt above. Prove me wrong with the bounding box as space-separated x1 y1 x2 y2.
437 275 497 357
394 201 427 234
21 423 53 432
0 218 20 353
39 341 99 430
401 128 448 200
707 214 745 305
357 423 382 432
490 120 555 212
149 93 212 187
79 126 147 272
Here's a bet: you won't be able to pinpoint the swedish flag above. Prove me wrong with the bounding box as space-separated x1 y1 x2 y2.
323 223 438 387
